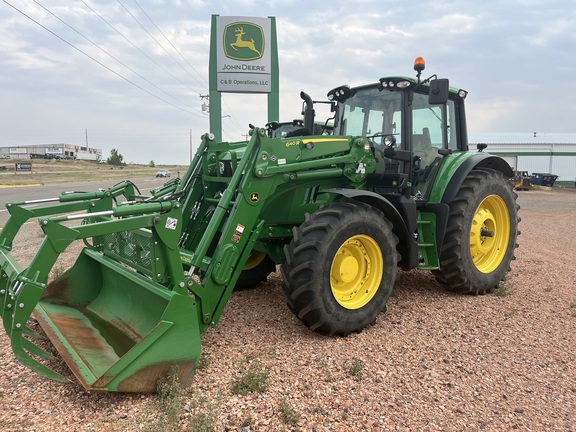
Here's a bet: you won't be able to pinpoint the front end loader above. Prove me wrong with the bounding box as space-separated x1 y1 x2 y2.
0 57 519 392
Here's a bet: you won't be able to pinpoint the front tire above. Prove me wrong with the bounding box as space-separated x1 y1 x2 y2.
235 252 276 290
281 202 399 336
433 168 520 294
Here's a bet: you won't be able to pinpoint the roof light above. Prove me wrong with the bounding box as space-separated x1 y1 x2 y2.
397 80 411 89
458 89 468 99
413 56 425 73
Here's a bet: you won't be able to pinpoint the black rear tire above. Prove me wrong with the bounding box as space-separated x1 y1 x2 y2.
433 168 520 294
281 202 399 336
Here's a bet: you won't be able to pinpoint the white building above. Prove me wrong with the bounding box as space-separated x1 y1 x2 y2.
469 133 576 185
0 144 102 161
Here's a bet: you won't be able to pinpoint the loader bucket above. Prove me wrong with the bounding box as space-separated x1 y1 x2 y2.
33 248 202 392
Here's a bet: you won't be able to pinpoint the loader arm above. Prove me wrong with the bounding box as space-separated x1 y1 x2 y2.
0 127 375 391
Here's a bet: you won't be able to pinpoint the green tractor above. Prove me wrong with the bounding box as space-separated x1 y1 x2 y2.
0 58 519 392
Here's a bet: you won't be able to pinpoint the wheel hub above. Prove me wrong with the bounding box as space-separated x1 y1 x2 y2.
330 235 383 309
334 254 360 283
470 194 510 273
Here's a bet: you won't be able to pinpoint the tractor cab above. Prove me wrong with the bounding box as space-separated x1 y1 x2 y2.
327 57 469 203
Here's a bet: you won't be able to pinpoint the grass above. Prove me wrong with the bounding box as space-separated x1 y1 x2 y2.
188 414 216 432
50 265 66 280
494 277 514 297
140 369 220 432
0 159 180 186
570 301 576 317
279 398 300 426
241 416 254 428
346 358 365 377
230 358 270 396
0 419 33 431
504 307 519 318
140 370 183 432
197 353 211 370
317 358 334 382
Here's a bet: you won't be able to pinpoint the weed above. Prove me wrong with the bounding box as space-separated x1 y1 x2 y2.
157 370 183 427
279 398 300 426
188 411 216 432
50 265 66 280
347 358 365 377
494 283 512 297
0 419 33 431
197 354 211 370
185 391 221 432
504 308 519 318
317 359 334 382
543 286 553 292
230 359 270 395
494 275 515 297
141 369 183 432
241 416 254 427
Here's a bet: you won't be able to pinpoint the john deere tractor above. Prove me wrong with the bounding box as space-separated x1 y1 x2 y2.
0 57 519 392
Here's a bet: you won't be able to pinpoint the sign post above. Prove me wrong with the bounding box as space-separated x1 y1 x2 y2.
209 15 279 141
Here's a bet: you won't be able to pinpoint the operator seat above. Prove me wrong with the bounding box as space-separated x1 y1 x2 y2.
413 128 438 170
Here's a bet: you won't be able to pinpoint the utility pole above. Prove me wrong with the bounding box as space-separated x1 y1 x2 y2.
85 128 88 147
189 128 193 162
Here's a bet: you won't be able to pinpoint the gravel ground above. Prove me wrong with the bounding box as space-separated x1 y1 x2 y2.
1 188 575 431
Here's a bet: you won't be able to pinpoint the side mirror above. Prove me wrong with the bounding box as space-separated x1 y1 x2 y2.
429 78 449 105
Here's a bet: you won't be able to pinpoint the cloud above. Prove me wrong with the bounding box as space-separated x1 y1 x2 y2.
1 0 575 164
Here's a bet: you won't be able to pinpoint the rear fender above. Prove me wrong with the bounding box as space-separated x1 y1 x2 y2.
437 153 514 205
427 152 514 255
319 188 417 267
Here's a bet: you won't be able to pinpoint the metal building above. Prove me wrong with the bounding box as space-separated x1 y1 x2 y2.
0 144 102 161
469 133 576 185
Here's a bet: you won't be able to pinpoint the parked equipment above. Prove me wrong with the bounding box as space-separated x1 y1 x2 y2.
511 170 532 190
530 173 558 187
0 58 519 392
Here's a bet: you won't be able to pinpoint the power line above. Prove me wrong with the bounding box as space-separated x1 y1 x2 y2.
32 0 202 113
1 0 205 118
132 0 209 88
116 0 206 91
78 0 202 95
119 1 247 139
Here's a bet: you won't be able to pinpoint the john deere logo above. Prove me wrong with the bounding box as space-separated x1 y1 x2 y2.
224 22 264 61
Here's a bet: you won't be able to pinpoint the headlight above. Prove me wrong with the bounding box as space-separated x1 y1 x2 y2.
383 135 396 147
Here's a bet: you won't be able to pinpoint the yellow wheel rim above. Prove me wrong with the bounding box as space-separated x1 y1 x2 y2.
470 194 510 273
243 251 266 270
330 234 383 309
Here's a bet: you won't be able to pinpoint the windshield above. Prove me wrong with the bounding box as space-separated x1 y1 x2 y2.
335 88 402 147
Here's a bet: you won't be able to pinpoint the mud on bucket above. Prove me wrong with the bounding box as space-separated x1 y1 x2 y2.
34 248 201 392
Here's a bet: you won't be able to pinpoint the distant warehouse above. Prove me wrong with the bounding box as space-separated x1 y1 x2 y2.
469 133 576 186
0 144 102 161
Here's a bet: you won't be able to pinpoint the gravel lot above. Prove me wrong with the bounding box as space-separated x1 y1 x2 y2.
1 188 575 431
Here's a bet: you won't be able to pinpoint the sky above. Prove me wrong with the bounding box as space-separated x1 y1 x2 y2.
1 0 575 165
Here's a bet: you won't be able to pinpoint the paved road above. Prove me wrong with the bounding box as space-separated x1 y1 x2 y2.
2 182 575 228
0 177 169 227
